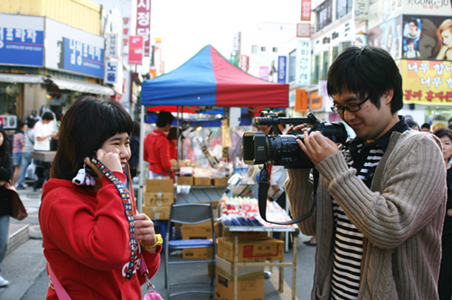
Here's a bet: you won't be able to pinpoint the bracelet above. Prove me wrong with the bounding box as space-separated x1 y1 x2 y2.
141 234 163 251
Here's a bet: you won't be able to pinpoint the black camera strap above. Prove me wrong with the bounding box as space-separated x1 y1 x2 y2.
258 166 317 226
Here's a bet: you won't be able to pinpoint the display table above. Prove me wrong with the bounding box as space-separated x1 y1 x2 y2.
223 225 299 300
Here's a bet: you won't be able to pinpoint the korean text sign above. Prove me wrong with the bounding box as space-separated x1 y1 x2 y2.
136 0 151 57
0 14 44 67
128 36 144 65
401 60 452 105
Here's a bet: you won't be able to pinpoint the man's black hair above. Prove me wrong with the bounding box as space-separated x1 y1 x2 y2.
156 110 174 128
421 123 431 130
448 117 452 124
42 111 54 121
327 46 403 114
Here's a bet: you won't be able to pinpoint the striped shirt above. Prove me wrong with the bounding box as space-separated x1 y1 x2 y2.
331 142 385 300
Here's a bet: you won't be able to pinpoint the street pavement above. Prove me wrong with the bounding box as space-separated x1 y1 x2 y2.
0 184 316 300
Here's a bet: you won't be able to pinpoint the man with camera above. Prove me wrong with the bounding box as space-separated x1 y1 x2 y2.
286 47 446 299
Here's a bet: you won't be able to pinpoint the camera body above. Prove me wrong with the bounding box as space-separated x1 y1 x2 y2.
242 113 348 169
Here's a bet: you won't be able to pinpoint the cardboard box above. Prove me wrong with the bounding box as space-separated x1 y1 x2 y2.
213 176 230 186
182 221 212 239
215 272 264 300
215 255 264 278
177 176 193 186
222 230 269 239
194 177 212 186
182 247 213 259
145 179 174 192
142 205 171 220
217 237 284 262
144 192 174 206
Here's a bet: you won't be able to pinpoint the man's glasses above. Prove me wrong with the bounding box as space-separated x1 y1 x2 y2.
331 96 370 114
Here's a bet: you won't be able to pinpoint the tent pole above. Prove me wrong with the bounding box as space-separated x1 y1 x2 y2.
177 106 180 173
138 104 145 213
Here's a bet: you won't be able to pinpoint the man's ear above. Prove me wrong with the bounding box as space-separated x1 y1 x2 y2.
383 89 394 104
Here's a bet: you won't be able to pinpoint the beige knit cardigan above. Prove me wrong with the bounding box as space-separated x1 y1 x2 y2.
285 130 447 300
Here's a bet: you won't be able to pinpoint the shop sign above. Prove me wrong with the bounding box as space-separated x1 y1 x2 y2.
296 39 311 86
301 0 311 21
104 59 119 84
404 0 450 16
0 14 44 67
277 56 287 84
128 36 144 65
310 91 323 110
354 0 368 20
45 18 105 78
106 33 120 58
296 23 311 38
259 66 269 81
240 55 249 72
0 115 17 129
401 60 452 105
154 38 162 76
136 0 151 57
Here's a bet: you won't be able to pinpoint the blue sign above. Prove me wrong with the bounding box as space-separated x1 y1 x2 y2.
0 28 44 66
62 38 104 78
277 56 287 84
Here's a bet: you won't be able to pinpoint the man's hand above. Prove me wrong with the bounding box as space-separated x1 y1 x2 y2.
297 131 339 165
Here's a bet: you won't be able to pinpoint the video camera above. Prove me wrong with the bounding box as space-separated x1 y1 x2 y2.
242 112 348 169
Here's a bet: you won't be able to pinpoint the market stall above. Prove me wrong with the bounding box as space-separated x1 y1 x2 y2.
139 44 289 210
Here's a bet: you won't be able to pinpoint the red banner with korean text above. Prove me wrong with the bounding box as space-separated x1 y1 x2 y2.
136 0 151 57
400 60 452 105
301 0 311 21
128 35 144 65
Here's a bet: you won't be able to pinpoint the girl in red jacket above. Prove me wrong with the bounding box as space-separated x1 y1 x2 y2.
39 97 161 299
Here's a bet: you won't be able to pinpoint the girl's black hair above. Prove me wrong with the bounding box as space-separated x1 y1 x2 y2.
51 96 133 180
327 46 403 114
0 127 11 159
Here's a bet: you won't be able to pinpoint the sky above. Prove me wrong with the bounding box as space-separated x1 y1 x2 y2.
150 0 301 72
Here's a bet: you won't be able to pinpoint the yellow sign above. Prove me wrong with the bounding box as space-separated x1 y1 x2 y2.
400 60 452 105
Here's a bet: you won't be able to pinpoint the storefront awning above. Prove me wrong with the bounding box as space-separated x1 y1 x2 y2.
0 74 45 84
48 78 114 96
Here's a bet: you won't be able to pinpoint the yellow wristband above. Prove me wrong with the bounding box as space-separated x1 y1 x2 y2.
141 234 163 251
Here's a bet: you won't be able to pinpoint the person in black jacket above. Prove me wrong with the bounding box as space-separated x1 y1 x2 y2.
0 127 13 287
128 121 140 179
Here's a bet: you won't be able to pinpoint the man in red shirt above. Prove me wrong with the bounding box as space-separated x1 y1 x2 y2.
144 110 174 178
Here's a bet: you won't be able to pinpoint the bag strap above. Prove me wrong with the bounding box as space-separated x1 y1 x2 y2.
48 263 72 300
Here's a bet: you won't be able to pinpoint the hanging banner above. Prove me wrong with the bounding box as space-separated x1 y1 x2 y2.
295 39 311 86
259 66 269 81
301 0 311 21
0 14 44 67
106 33 120 58
240 55 249 72
104 59 119 84
128 35 144 65
136 0 151 57
277 56 287 84
401 60 452 105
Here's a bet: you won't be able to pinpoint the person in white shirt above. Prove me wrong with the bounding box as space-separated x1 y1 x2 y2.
33 112 57 191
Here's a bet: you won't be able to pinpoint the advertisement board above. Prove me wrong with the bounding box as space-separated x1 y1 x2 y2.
0 13 44 67
368 16 403 60
259 66 269 81
401 60 452 105
45 18 105 78
401 15 452 60
296 39 312 86
277 56 287 84
128 36 144 65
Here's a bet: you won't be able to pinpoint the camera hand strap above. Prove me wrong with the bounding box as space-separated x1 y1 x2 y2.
258 166 318 226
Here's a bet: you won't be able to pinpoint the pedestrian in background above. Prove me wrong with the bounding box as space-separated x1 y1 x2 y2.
286 46 446 299
33 112 56 192
433 127 452 300
39 97 161 299
12 120 25 187
0 127 13 287
16 117 37 189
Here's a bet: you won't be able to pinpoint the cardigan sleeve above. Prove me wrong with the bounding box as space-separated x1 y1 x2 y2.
315 133 446 249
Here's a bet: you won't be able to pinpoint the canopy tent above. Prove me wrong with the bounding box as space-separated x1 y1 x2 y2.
138 45 289 211
141 44 289 108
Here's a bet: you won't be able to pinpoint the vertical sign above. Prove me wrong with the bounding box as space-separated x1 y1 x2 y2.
104 59 119 84
136 0 151 57
259 66 269 81
240 55 249 72
154 38 162 76
277 56 287 83
295 39 311 86
128 36 143 65
106 33 120 58
297 23 311 37
301 0 311 21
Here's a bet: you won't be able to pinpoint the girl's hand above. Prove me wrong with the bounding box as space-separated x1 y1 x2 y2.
134 213 158 252
85 149 123 178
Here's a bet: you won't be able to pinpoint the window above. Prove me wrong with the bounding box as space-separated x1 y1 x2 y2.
288 50 296 83
316 0 333 31
337 0 353 19
261 46 266 52
311 55 320 85
251 45 258 53
272 47 278 52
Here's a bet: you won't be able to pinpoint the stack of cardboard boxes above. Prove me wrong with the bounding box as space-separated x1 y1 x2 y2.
142 179 174 220
215 233 285 300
